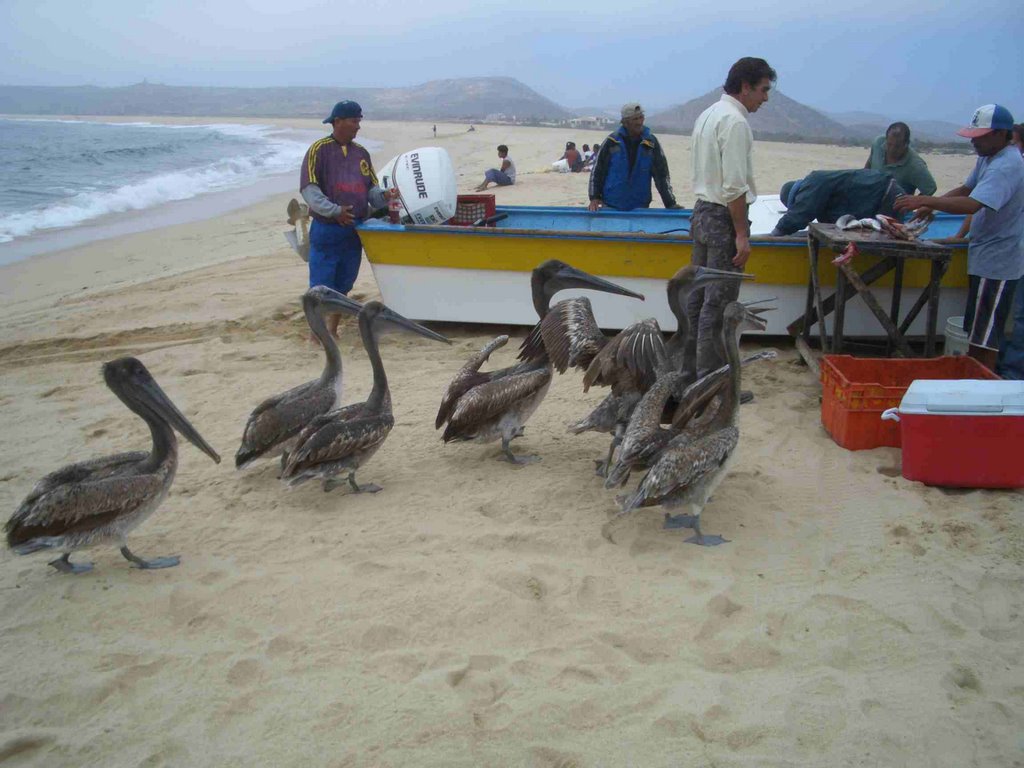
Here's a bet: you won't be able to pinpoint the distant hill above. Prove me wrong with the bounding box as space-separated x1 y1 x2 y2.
825 110 965 144
0 77 573 122
648 89 849 142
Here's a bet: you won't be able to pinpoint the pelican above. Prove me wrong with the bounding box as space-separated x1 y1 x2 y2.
437 260 643 464
5 357 221 574
571 265 752 474
607 301 771 546
235 286 363 469
281 301 450 492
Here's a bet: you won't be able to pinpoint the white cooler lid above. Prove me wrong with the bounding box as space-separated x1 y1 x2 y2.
899 379 1024 415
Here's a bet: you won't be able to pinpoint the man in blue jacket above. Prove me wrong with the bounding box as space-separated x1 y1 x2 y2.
588 103 680 211
770 169 905 236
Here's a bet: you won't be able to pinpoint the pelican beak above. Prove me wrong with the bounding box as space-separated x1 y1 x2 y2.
318 288 364 317
379 306 451 344
140 377 222 464
555 264 644 300
694 266 755 286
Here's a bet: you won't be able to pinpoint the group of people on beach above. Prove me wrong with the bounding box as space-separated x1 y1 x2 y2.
298 59 1024 379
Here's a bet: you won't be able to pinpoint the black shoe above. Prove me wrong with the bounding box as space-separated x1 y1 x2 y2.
740 390 754 405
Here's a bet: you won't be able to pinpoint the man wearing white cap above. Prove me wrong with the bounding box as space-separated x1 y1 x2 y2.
587 103 679 211
895 104 1024 371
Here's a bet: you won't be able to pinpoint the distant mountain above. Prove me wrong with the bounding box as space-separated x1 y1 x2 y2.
825 110 965 144
0 78 573 121
648 89 849 142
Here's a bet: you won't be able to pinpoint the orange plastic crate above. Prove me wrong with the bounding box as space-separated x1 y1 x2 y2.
820 355 1000 450
447 194 496 226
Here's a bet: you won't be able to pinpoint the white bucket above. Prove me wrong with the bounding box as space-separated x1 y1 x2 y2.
945 316 969 356
551 158 570 173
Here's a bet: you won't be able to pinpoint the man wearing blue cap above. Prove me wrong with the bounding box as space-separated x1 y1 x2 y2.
300 100 396 338
895 104 1024 371
770 169 904 236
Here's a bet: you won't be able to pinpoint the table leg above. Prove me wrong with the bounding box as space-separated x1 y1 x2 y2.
833 266 847 353
808 236 827 352
925 258 942 356
889 258 904 356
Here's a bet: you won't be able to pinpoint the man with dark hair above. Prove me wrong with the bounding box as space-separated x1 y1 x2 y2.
300 100 396 339
865 121 937 195
686 57 776 380
588 102 680 211
771 169 904 236
895 104 1024 372
475 145 516 191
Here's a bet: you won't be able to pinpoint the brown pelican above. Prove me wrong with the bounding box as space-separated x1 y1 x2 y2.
570 265 752 474
437 260 643 464
281 301 450 492
5 357 221 574
235 286 363 469
607 301 771 546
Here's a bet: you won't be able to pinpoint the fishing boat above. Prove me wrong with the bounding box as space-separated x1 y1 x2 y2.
356 196 968 337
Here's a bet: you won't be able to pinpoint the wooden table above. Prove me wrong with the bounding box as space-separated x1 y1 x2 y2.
787 223 953 372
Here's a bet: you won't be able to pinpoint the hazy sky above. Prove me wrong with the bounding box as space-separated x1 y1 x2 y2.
3 0 1022 124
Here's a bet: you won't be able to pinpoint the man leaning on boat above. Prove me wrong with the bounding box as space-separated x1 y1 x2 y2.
587 103 681 212
686 56 777 381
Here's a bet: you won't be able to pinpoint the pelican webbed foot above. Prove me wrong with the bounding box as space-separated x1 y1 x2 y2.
49 552 93 575
497 438 540 468
323 474 383 493
594 435 621 477
662 514 729 546
120 546 180 569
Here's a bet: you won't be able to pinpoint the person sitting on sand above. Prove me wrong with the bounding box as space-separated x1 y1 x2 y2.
864 122 937 196
770 169 905 236
560 142 584 172
475 145 516 191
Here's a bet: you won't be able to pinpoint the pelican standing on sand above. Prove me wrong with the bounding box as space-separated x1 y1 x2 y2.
437 260 643 464
235 286 363 469
608 301 770 546
281 301 450 492
5 357 221 574
570 265 752 474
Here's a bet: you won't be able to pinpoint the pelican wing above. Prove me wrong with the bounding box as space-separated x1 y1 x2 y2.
543 297 609 373
631 427 739 508
6 472 164 549
436 335 509 429
238 379 335 462
282 409 394 477
516 320 548 364
583 318 666 394
444 367 552 441
18 451 148 508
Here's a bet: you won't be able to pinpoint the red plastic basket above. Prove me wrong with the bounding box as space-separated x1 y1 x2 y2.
820 355 1000 450
447 194 497 226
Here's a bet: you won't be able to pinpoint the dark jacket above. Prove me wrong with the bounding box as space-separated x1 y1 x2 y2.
772 169 904 236
588 125 677 210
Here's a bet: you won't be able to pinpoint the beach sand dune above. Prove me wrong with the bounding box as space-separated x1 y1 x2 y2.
1 120 1021 767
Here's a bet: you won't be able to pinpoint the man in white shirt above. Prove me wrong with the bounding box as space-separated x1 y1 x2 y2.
686 57 776 381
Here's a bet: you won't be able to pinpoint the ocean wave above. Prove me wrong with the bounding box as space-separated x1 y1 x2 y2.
0 133 306 243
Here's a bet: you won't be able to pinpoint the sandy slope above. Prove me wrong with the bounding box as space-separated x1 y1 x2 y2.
0 119 1021 768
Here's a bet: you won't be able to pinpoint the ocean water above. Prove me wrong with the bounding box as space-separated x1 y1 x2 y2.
0 118 313 244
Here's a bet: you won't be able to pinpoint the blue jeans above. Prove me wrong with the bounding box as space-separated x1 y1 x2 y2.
484 169 513 186
309 219 362 294
997 275 1024 379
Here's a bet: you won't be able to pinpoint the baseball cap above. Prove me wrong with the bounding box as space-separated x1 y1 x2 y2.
957 104 1014 138
323 100 363 124
621 102 644 120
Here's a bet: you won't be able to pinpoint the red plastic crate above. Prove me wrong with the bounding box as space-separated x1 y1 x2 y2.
447 194 496 226
820 355 1000 450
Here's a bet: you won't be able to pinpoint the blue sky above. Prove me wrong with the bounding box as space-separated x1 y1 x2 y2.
2 0 1021 124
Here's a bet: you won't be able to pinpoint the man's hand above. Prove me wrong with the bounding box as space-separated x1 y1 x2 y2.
667 203 684 210
384 187 400 201
335 205 355 226
893 195 933 221
733 234 751 268
588 199 602 212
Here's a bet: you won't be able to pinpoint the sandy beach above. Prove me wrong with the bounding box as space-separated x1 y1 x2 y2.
1 118 1021 767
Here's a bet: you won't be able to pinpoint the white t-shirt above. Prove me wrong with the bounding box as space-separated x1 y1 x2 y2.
503 157 517 183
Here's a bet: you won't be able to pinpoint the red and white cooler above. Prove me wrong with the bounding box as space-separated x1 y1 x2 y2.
881 380 1024 488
